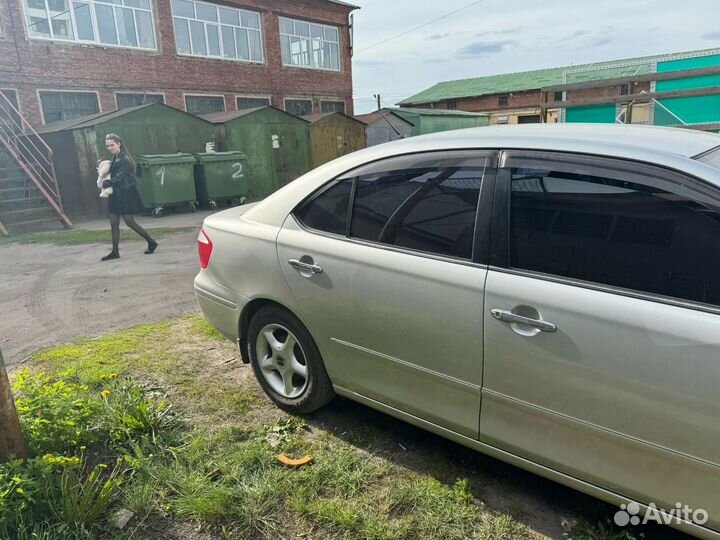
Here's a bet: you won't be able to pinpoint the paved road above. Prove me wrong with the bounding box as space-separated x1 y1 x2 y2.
0 212 212 367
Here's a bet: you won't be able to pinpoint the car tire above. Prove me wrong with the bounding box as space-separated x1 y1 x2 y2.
247 305 335 414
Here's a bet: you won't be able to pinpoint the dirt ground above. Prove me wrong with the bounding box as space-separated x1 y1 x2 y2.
0 211 211 368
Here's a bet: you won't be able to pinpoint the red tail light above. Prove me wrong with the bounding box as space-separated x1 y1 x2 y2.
198 228 213 269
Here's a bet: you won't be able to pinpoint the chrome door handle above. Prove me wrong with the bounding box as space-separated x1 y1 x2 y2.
490 309 557 333
288 259 323 274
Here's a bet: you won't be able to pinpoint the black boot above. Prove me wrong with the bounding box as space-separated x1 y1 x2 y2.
101 251 120 261
144 241 158 255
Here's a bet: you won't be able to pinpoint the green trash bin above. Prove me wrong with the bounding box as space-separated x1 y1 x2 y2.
136 153 198 217
193 151 248 210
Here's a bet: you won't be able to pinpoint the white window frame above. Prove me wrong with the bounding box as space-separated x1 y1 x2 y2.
235 94 272 109
36 88 102 125
279 16 341 72
184 93 226 114
115 91 166 109
171 0 264 64
21 0 158 51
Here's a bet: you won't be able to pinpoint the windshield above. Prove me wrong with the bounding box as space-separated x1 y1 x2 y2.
696 146 720 168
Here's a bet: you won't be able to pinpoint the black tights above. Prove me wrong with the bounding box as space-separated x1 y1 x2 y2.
109 214 155 253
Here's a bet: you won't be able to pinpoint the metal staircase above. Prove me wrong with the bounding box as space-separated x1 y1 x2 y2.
0 92 72 235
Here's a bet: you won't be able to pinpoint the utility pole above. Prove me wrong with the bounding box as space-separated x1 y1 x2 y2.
0 348 27 462
373 94 382 111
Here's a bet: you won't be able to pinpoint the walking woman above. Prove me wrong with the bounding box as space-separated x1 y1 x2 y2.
101 133 158 261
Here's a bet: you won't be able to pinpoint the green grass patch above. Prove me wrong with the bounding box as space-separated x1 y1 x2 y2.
9 316 543 539
0 227 196 246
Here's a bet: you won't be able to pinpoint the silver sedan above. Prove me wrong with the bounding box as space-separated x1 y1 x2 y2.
195 124 720 540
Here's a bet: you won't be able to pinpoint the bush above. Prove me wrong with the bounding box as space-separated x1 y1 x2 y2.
13 370 100 455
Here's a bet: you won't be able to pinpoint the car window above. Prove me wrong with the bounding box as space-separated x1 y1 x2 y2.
294 179 352 235
509 163 720 307
696 145 720 168
349 153 487 259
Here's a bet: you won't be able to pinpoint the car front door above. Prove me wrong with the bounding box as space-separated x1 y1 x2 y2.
277 151 496 438
481 151 720 529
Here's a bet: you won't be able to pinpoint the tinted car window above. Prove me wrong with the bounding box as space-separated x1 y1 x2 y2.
509 165 720 306
349 154 487 259
295 180 352 235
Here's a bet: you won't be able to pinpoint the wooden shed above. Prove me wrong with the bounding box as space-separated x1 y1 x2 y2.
37 103 216 218
301 112 366 168
203 106 311 199
355 110 413 146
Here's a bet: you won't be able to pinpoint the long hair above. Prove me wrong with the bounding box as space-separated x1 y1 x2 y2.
105 133 136 170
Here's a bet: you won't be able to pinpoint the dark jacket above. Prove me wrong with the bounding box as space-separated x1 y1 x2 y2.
110 154 137 191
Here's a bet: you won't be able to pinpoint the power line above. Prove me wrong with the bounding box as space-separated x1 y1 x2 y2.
355 0 489 55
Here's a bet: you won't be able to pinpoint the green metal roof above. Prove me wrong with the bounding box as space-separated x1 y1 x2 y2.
390 107 488 117
399 48 720 105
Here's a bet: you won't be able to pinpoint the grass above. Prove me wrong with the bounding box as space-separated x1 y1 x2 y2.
0 226 197 246
6 315 638 540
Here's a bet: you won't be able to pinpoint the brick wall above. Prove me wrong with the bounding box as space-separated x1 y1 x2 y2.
409 83 653 116
0 0 355 127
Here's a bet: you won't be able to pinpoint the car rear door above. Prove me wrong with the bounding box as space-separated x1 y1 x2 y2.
277 150 497 438
481 150 720 529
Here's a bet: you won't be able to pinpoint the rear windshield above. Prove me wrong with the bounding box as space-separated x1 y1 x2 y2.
696 145 720 168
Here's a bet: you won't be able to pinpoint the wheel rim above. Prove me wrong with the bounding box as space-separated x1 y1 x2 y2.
255 323 309 399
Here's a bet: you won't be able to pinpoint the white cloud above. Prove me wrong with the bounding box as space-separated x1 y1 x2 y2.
351 0 720 113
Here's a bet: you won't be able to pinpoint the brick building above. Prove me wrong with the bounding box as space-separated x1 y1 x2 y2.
399 48 720 130
0 0 358 128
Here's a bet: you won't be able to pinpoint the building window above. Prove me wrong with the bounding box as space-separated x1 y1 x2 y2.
185 95 225 114
171 0 263 63
498 95 509 107
0 90 21 131
446 101 457 110
237 97 270 109
40 91 99 124
24 0 156 50
117 93 165 109
554 91 564 102
620 84 630 96
321 100 345 113
285 99 312 116
279 17 340 71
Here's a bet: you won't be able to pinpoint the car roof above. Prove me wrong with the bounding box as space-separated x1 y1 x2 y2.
236 124 720 229
386 123 720 160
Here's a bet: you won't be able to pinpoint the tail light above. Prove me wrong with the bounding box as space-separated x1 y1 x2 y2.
198 228 213 269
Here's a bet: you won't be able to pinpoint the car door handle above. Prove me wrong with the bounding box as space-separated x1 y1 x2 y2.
490 309 557 333
288 259 323 274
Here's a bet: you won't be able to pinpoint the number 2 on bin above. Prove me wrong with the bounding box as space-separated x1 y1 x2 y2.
156 166 166 186
232 162 244 180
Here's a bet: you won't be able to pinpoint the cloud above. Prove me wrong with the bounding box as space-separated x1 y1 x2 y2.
701 31 720 40
589 37 613 47
428 33 450 41
458 40 515 58
550 29 592 46
354 59 392 67
475 27 522 37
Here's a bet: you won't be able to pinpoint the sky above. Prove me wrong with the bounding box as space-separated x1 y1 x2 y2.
350 0 720 113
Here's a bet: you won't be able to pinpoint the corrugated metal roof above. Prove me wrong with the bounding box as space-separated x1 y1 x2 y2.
302 111 367 125
201 105 309 124
399 48 720 105
390 107 488 118
354 110 414 126
36 103 208 133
